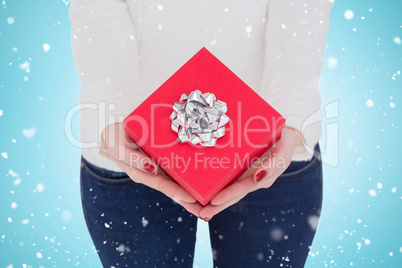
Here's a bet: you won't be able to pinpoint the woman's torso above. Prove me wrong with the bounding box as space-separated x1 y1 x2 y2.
126 0 270 93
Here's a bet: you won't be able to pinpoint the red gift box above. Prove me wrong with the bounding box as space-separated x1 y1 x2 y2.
123 47 285 206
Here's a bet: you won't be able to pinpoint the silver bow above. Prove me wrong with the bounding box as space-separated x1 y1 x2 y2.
170 90 229 147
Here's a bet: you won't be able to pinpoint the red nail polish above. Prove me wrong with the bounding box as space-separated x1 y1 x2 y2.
256 170 267 182
143 163 155 175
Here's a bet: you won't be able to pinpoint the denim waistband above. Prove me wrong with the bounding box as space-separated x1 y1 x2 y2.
81 156 127 178
283 143 320 174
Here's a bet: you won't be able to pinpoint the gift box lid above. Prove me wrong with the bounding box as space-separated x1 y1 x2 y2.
123 47 286 206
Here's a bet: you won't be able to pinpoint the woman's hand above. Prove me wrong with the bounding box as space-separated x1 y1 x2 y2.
199 127 303 221
101 123 203 217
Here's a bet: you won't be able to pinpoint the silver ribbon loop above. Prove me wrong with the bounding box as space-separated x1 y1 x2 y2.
170 90 229 147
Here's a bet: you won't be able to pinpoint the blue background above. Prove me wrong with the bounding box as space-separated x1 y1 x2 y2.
0 0 401 267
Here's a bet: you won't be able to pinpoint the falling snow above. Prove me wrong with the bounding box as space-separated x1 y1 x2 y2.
7 16 14 24
19 61 30 73
13 178 22 186
365 99 374 108
116 244 131 253
271 228 283 242
43 43 51 52
344 10 354 20
368 189 377 197
1 2 401 267
22 127 36 139
327 57 338 69
142 217 149 227
61 210 72 221
8 169 18 177
308 215 320 230
36 183 45 193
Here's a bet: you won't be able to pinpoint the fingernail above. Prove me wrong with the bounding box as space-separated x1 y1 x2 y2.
255 170 267 182
143 162 156 175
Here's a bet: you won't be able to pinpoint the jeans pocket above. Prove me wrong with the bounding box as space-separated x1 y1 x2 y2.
81 158 135 189
275 153 322 184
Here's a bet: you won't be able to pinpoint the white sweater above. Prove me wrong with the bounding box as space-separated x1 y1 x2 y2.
69 0 334 172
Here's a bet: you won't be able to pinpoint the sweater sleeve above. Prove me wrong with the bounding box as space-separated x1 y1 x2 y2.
258 0 334 158
69 0 146 150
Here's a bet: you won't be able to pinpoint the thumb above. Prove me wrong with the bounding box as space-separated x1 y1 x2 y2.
122 143 158 176
252 141 286 183
103 123 159 176
252 128 299 183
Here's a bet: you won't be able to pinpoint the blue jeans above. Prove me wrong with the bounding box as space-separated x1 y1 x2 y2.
80 145 322 267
